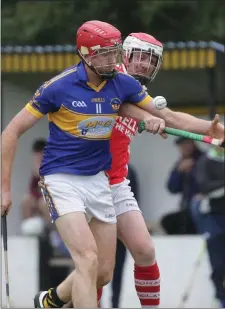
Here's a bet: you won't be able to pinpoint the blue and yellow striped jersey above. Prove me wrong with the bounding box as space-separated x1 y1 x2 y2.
26 61 150 176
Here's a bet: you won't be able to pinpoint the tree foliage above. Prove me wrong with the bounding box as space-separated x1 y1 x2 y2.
2 0 225 45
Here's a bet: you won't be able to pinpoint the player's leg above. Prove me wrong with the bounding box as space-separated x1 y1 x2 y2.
34 174 98 308
51 218 117 307
118 211 160 307
54 272 74 306
112 179 160 308
34 172 117 308
40 216 117 308
35 217 116 307
89 217 117 305
56 213 99 308
86 171 117 305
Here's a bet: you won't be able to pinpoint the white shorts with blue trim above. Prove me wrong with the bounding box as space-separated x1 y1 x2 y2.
40 172 116 224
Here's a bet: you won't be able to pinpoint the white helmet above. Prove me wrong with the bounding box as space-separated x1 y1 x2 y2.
123 33 163 84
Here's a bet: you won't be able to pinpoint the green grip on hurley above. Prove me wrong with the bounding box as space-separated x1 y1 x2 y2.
138 121 199 139
138 121 224 148
164 127 205 142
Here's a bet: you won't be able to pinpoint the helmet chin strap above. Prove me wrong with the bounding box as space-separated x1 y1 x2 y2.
78 51 118 80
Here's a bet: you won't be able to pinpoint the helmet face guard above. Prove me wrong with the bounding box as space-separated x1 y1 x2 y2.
123 33 163 85
80 44 123 79
126 48 162 85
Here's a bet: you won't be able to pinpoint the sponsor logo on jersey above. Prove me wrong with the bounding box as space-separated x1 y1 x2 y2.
78 116 115 138
72 100 87 108
114 117 137 139
91 98 105 103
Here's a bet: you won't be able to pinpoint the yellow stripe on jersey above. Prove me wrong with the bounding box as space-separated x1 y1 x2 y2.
136 94 152 108
48 105 117 140
25 102 44 119
43 67 77 89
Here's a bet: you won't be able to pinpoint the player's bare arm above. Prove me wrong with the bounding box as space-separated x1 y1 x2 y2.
143 103 224 141
119 102 167 138
120 101 225 143
1 108 40 215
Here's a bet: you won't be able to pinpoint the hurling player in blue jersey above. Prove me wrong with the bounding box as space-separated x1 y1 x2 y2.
1 21 167 308
33 33 225 309
2 20 225 308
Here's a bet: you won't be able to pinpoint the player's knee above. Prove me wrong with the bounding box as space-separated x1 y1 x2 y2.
133 240 156 265
72 248 99 277
98 267 113 287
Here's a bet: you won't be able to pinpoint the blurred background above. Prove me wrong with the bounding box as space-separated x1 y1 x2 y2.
1 0 225 308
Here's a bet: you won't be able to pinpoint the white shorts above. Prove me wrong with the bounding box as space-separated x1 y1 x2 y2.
41 172 116 224
111 179 141 217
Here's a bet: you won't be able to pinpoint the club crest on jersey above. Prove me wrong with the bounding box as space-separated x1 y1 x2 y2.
110 98 121 111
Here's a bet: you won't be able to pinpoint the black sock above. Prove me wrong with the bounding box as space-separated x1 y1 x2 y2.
48 288 66 307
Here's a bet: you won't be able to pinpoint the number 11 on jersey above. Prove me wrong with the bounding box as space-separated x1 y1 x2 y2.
96 103 102 114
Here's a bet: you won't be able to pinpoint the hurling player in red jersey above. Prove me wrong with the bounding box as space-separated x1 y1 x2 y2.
107 33 163 308
109 32 224 308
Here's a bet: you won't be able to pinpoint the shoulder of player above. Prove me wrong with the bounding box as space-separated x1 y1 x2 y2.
116 71 134 80
115 71 140 85
115 72 143 95
43 65 79 91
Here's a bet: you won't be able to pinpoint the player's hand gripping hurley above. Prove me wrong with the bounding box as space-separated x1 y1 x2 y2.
138 121 225 148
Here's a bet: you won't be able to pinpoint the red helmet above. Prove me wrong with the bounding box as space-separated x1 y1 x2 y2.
77 20 122 56
123 32 163 84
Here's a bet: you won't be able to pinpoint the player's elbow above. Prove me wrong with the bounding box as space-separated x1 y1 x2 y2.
2 122 16 139
3 118 22 140
4 108 40 138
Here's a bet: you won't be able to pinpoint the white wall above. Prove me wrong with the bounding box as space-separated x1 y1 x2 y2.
1 236 216 308
2 80 211 234
1 237 39 308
